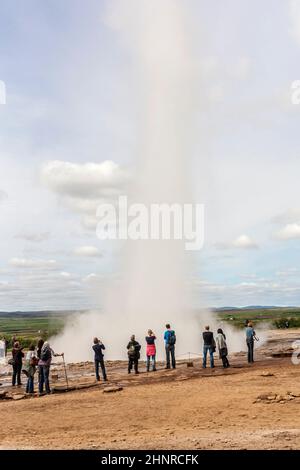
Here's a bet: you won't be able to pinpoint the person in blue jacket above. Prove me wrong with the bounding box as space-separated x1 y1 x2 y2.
92 337 107 381
245 322 257 363
164 324 176 369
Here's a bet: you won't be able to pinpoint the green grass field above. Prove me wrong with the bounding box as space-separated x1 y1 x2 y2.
216 307 300 328
0 311 71 348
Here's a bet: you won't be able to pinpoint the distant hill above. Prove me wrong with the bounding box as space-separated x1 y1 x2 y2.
0 310 87 318
213 305 296 312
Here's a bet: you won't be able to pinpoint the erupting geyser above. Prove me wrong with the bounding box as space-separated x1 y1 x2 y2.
51 0 265 362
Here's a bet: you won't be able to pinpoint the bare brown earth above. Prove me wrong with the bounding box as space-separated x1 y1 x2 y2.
0 329 300 450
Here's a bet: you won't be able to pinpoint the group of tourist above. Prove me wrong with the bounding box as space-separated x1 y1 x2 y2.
9 339 63 395
4 321 258 394
93 322 258 382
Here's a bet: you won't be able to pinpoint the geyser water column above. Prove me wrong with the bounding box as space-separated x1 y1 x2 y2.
104 0 199 358
51 0 201 362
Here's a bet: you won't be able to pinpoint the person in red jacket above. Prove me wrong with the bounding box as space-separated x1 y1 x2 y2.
145 330 157 372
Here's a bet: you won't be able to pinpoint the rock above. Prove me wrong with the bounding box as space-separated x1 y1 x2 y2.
267 395 277 400
0 390 8 399
12 394 25 400
261 371 274 377
257 393 272 400
103 386 123 393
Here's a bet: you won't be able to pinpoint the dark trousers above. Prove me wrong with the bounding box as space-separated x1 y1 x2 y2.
247 340 254 363
39 365 50 394
146 355 156 371
221 355 230 368
12 363 22 386
165 345 176 369
26 375 34 393
128 357 138 373
95 359 107 381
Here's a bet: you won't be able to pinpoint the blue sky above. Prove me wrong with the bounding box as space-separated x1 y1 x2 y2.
1 0 300 310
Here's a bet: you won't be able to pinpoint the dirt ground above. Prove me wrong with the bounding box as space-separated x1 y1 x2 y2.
0 328 300 450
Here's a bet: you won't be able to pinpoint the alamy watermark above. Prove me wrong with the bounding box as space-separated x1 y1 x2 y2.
96 196 204 251
0 80 6 104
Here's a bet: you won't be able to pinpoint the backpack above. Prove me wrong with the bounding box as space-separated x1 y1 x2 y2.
168 331 176 346
41 348 51 362
128 344 136 357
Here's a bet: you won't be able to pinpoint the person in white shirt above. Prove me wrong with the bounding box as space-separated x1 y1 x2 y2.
215 329 230 368
25 344 38 394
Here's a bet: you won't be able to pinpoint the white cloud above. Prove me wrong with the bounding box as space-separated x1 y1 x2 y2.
14 232 50 242
41 160 130 199
73 246 102 257
192 275 300 307
60 271 72 278
40 160 131 232
216 234 258 250
232 235 258 249
9 258 58 269
272 208 300 225
82 273 103 283
277 223 300 240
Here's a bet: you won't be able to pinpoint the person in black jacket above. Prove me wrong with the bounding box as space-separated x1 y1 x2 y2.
11 341 24 386
92 337 107 382
127 335 141 374
202 326 215 369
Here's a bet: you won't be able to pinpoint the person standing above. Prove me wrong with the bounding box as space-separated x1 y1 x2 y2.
127 335 141 374
11 341 24 386
38 341 62 394
36 338 44 393
246 321 256 363
92 337 107 382
25 344 38 394
202 326 215 369
36 339 44 360
164 324 176 369
145 330 157 372
216 328 230 368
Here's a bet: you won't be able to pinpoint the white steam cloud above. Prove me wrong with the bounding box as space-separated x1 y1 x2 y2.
52 0 266 362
